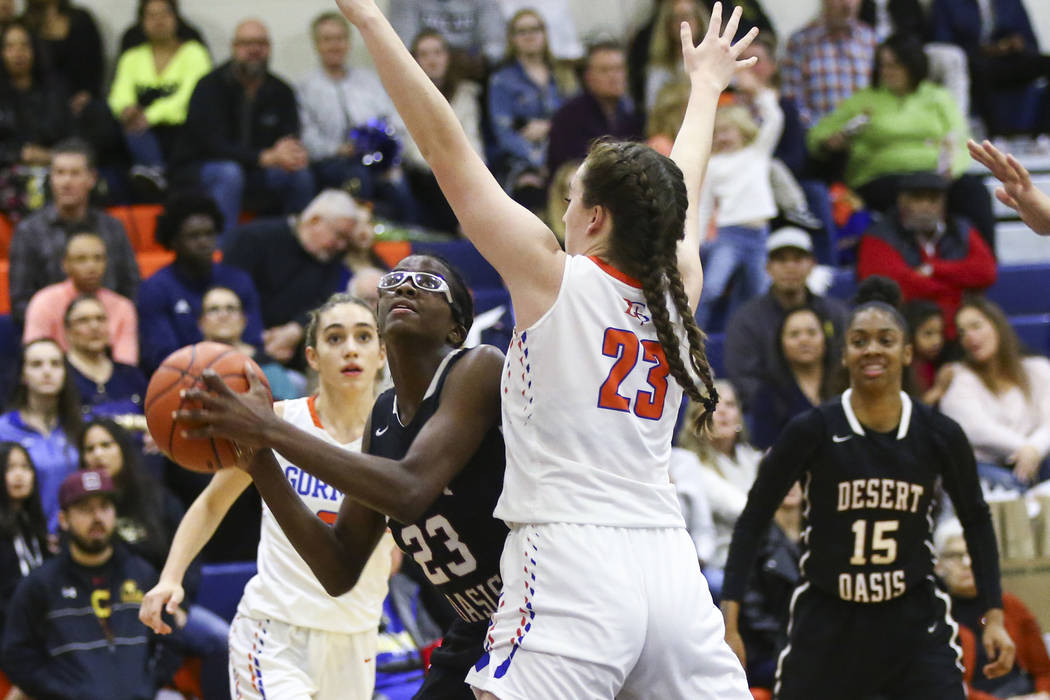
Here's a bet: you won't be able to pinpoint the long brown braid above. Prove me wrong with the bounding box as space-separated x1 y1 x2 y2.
581 140 719 431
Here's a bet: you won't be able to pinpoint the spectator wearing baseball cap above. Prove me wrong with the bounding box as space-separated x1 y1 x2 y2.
1 469 183 700
857 170 997 339
724 228 850 413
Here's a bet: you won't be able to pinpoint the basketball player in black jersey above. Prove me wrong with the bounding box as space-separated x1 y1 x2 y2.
179 254 508 699
720 278 1015 699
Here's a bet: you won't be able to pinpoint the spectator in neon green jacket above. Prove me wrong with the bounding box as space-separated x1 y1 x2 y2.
807 33 996 250
108 0 210 185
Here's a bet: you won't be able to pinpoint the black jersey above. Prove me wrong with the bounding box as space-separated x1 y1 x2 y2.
723 391 1002 611
367 348 508 625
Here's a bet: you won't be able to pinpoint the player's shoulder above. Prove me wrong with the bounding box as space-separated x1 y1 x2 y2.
782 401 833 442
444 345 505 385
916 400 967 442
273 400 288 420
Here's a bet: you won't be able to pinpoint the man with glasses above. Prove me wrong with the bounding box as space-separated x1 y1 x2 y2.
935 518 1050 699
173 18 316 235
22 231 139 364
197 286 307 401
224 189 363 366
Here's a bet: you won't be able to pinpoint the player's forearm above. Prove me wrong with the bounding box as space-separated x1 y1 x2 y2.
247 450 370 595
720 599 741 631
159 488 229 583
351 8 475 169
670 79 723 252
267 422 430 524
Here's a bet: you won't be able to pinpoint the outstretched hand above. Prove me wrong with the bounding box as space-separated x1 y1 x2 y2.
176 363 277 450
681 3 759 93
968 139 1050 235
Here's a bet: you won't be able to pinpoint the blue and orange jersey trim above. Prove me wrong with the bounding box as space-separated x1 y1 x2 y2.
588 256 642 289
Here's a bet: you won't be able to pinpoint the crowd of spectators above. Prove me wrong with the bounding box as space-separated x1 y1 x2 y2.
0 0 1048 697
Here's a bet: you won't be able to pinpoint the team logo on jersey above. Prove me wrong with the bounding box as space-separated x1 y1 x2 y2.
623 298 650 325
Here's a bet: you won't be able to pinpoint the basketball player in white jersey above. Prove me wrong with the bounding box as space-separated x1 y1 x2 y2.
139 294 394 700
323 1 756 697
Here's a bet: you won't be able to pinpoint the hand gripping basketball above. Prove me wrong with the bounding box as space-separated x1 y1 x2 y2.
177 363 279 457
146 342 273 472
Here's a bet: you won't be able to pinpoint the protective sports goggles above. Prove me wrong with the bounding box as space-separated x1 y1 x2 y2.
378 270 454 305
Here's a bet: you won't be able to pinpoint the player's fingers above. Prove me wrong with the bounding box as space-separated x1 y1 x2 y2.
983 636 1016 678
983 653 1013 678
179 387 225 409
680 20 694 52
139 596 159 625
181 426 214 440
166 587 184 613
730 26 759 58
996 188 1020 210
200 368 235 396
983 139 1012 174
967 139 993 168
706 1 722 39
174 407 215 425
140 599 171 634
722 4 743 44
1005 154 1032 185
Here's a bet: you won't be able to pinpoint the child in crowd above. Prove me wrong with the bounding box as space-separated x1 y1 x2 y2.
904 299 952 405
695 70 783 329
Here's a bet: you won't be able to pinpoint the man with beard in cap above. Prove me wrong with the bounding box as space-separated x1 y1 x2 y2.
174 18 316 235
857 170 997 340
1 470 182 700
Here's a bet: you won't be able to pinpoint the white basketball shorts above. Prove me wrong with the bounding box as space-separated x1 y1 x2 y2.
228 613 377 700
465 522 750 699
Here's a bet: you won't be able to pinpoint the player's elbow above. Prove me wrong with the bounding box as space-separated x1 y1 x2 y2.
390 486 432 525
390 496 428 526
318 566 362 597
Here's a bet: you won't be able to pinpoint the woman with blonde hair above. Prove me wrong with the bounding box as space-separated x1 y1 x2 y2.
487 8 572 202
644 0 710 109
646 79 692 155
676 379 762 577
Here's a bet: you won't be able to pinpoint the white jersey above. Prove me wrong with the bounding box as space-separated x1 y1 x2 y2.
238 397 394 633
495 254 688 528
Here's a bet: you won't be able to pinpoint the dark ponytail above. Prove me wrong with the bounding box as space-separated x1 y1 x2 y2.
850 275 907 332
582 140 718 432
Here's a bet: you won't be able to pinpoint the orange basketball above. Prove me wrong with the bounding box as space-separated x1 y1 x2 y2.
145 342 272 473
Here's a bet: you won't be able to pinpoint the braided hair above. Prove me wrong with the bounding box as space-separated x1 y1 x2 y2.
581 140 718 431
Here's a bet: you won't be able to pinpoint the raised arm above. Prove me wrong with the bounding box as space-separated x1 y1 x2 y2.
670 4 758 309
181 346 505 525
139 467 251 634
334 0 563 324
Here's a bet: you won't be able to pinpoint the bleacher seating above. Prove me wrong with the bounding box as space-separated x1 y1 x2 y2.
826 267 857 303
987 263 1050 316
194 561 258 622
1009 314 1050 355
411 239 502 290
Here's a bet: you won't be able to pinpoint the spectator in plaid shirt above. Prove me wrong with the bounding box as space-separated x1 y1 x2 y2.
780 0 877 129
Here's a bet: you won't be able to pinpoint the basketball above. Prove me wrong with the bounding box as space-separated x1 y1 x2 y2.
145 342 272 473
